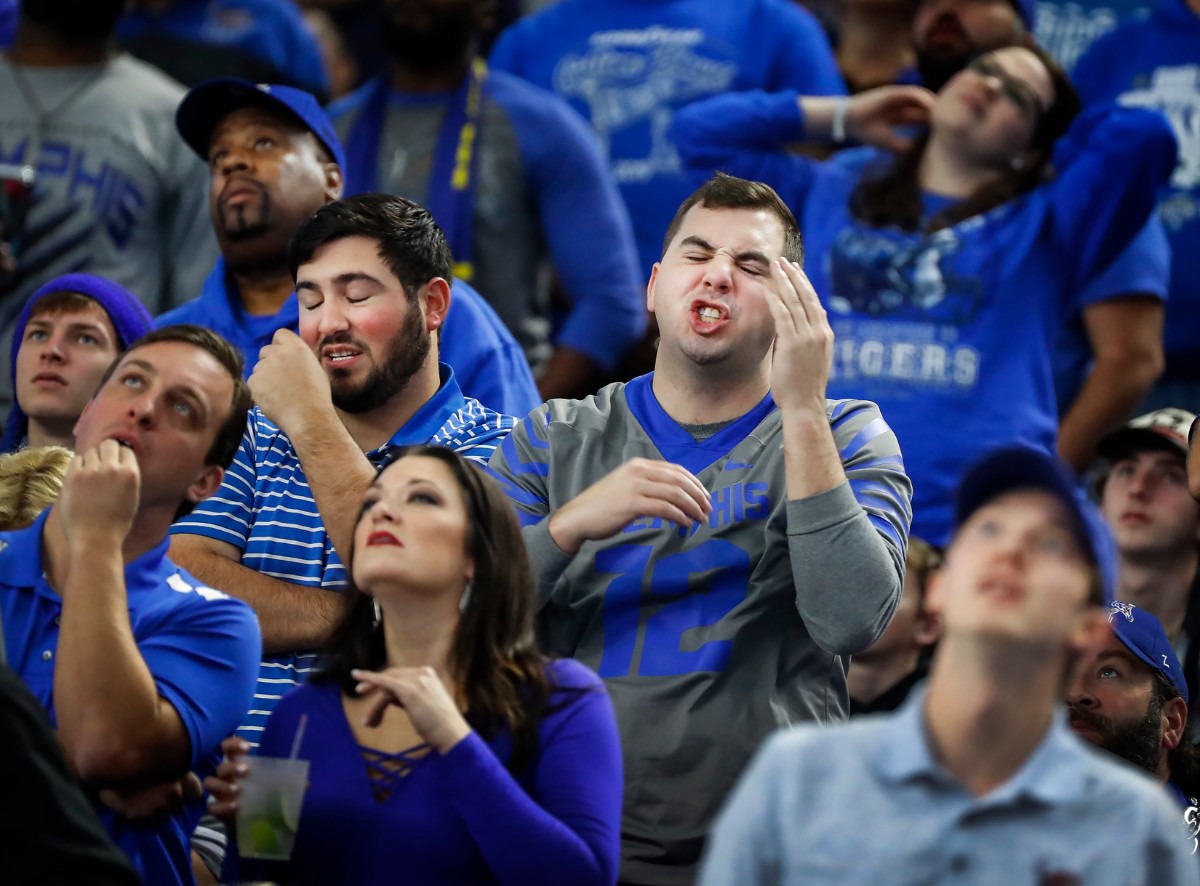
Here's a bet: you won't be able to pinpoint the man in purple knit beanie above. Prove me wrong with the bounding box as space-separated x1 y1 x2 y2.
1 273 154 453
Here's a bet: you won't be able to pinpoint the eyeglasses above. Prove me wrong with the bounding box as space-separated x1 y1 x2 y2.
966 55 1046 121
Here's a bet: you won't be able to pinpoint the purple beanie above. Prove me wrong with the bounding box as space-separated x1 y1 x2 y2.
2 274 155 452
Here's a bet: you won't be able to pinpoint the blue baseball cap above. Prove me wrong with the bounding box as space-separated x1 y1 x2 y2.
176 78 347 172
955 446 1117 604
1107 601 1189 705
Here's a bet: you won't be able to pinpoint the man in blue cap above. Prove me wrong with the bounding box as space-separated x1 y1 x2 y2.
163 77 538 415
700 446 1198 884
1069 602 1200 813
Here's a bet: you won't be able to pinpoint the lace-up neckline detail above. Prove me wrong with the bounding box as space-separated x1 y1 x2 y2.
361 742 432 802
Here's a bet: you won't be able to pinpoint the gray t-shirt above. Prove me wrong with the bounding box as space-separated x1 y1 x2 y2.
487 377 912 884
0 53 216 405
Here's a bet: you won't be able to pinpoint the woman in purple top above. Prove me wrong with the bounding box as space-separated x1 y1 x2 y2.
206 445 623 885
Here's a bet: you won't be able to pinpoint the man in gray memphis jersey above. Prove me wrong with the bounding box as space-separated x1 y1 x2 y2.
0 0 215 407
487 173 913 885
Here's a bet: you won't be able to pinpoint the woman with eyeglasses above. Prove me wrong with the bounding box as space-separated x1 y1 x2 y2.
204 445 623 886
671 44 1176 549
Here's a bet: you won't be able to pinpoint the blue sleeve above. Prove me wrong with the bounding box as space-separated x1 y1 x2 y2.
272 2 331 98
441 281 541 417
141 587 262 769
169 419 258 551
671 90 819 210
1069 28 1121 106
499 79 647 368
1075 215 1171 310
1047 104 1178 292
442 663 623 886
697 731 788 886
757 0 847 95
486 20 526 77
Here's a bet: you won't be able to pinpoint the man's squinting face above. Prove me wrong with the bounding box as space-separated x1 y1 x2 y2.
16 302 120 427
1102 449 1200 561
648 205 784 374
73 340 234 509
1067 627 1169 776
207 106 339 256
936 489 1094 646
296 236 433 414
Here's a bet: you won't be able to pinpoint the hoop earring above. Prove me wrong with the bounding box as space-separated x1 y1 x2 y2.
459 580 473 613
372 597 382 629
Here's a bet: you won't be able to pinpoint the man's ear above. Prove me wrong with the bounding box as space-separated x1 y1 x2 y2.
914 606 942 649
185 464 225 507
421 278 452 333
1162 696 1188 751
325 163 344 202
646 263 660 313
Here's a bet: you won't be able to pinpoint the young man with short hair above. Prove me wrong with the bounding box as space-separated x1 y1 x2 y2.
1 273 154 453
700 447 1198 885
0 324 262 886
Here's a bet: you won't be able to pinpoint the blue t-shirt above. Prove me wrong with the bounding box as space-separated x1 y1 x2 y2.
156 258 540 416
1034 0 1154 72
0 510 262 886
672 92 1177 545
489 0 847 278
1072 0 1200 380
117 0 329 97
226 658 623 886
171 366 515 747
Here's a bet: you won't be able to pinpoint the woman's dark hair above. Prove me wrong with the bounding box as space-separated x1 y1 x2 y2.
849 44 1082 233
314 445 552 773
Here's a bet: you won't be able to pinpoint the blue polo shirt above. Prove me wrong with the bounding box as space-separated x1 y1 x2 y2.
171 364 515 746
157 257 540 416
0 510 262 886
700 686 1199 884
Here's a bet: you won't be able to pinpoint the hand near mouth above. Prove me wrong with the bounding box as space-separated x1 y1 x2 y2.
56 438 142 552
249 328 334 438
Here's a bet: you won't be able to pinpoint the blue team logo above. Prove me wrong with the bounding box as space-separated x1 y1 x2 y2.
826 226 983 324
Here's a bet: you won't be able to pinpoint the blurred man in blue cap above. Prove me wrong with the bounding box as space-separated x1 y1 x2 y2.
700 447 1199 885
1069 602 1200 814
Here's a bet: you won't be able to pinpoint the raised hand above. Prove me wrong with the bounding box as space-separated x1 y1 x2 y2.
56 439 140 552
249 328 333 436
766 258 834 416
547 457 713 555
351 666 471 754
846 85 936 152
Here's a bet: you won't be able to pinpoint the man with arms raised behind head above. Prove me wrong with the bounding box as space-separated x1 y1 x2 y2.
170 193 514 754
0 324 261 885
701 447 1198 885
164 77 538 414
487 173 911 884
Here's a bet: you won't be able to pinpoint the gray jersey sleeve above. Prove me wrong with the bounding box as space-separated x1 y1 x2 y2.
788 398 911 655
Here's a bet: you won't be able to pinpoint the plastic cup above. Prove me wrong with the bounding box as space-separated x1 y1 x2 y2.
235 756 309 861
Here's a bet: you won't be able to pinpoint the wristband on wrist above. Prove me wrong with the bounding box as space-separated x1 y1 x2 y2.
831 97 848 144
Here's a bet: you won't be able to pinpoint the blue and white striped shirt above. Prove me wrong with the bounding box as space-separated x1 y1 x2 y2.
171 365 515 746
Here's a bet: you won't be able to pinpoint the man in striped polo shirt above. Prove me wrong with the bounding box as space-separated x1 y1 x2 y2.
169 193 515 748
